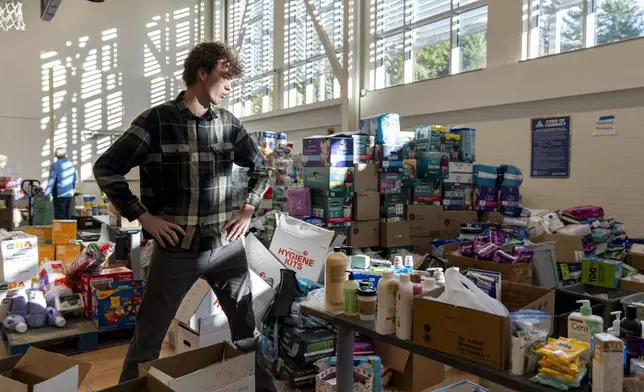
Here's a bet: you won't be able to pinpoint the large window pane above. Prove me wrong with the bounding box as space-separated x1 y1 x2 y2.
411 19 450 82
457 6 488 72
375 33 405 88
594 0 644 46
376 0 405 33
536 0 583 56
230 76 273 117
407 0 450 24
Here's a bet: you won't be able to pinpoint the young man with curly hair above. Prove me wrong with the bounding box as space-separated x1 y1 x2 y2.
93 41 275 390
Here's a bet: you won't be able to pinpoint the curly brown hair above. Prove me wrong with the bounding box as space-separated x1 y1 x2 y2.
182 41 243 87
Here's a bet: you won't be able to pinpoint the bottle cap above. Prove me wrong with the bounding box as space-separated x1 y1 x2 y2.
347 271 355 281
393 256 403 268
576 300 592 316
423 277 436 287
627 305 638 319
410 273 421 284
358 288 377 297
404 255 414 267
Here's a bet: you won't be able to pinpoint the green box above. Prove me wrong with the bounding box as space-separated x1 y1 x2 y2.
402 159 417 187
413 179 442 205
581 258 623 288
303 167 354 196
312 196 353 224
380 194 406 222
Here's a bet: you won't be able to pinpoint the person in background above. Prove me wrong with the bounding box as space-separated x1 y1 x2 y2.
0 155 7 176
93 41 274 390
44 148 77 219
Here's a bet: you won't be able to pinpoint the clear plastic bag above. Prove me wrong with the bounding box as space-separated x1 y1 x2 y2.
510 310 552 376
437 267 508 316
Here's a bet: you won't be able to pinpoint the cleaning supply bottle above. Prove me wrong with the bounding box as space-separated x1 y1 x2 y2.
3 314 27 333
46 306 66 328
422 277 438 295
621 305 642 341
393 256 405 274
567 300 603 345
376 271 397 335
403 255 414 274
26 290 48 328
395 274 414 340
324 248 349 310
428 268 445 287
410 273 422 296
8 289 28 316
343 272 359 317
607 311 621 336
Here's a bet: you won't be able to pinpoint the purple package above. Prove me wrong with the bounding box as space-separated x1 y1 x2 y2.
475 186 499 211
514 247 535 263
493 249 518 264
474 243 499 260
352 340 375 355
459 242 474 257
500 187 521 207
303 135 354 167
488 231 508 245
287 187 311 217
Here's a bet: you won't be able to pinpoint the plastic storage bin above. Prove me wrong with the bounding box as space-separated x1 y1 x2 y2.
556 283 636 331
621 293 644 320
526 241 559 288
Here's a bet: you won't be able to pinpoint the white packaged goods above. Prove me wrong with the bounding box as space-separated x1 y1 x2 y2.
269 215 335 281
0 230 38 284
245 233 286 289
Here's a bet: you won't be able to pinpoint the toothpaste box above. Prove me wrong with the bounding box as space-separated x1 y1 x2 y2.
303 135 354 167
413 179 442 205
312 196 353 225
352 134 375 163
414 125 446 153
378 172 403 195
443 182 474 211
303 167 355 197
416 151 449 180
381 194 406 222
360 113 400 145
475 186 500 212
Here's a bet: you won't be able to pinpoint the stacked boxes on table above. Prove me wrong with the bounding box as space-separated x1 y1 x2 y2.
51 220 80 268
22 225 54 266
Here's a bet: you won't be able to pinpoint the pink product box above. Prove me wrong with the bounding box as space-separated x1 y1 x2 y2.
287 187 311 217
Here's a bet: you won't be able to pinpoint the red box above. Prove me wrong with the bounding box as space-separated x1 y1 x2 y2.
81 267 133 319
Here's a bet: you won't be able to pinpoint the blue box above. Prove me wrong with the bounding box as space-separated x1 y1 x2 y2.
450 127 476 163
92 280 143 330
303 135 354 167
360 113 400 145
417 151 449 180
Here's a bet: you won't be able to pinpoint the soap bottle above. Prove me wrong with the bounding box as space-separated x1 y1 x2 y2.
343 272 359 317
568 300 603 345
395 274 414 340
621 305 642 341
607 311 621 336
376 271 397 335
324 248 349 310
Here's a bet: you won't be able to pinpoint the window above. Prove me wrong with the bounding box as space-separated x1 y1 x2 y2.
369 0 488 90
525 0 644 59
227 0 274 117
283 0 344 108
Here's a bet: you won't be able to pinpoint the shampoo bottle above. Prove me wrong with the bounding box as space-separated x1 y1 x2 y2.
324 249 349 310
376 271 397 335
621 305 642 341
395 274 414 340
607 311 621 336
568 300 603 345
343 272 359 317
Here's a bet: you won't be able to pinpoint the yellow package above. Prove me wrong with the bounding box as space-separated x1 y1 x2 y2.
538 366 576 383
535 337 590 365
538 357 580 376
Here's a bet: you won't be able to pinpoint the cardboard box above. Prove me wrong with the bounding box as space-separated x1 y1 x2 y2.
92 377 157 392
140 342 255 392
349 220 379 248
312 196 352 224
620 278 644 292
0 347 92 391
52 220 77 244
354 164 378 192
303 167 354 197
374 342 445 392
303 135 354 167
380 221 410 248
413 281 555 370
92 280 143 330
81 267 134 319
411 237 434 255
380 194 406 222
0 231 39 284
530 234 585 263
407 205 443 235
22 226 52 243
38 244 55 265
270 215 335 281
479 211 504 224
55 243 81 265
447 253 533 284
582 259 623 288
627 244 644 270
176 317 231 354
353 192 379 221
244 233 286 289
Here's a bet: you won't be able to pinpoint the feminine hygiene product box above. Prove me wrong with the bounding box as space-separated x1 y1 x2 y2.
0 230 38 284
38 244 55 265
381 194 406 222
449 127 476 163
312 196 353 225
444 134 461 162
474 186 499 212
360 113 400 145
378 172 402 195
443 182 474 211
413 179 442 205
303 167 354 197
81 267 134 319
303 135 354 167
402 159 417 186
414 125 446 153
378 131 416 162
92 280 143 330
500 187 521 217
287 187 311 217
352 134 375 163
581 258 623 288
416 151 449 180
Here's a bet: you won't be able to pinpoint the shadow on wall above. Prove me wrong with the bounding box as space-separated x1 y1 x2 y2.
39 2 206 192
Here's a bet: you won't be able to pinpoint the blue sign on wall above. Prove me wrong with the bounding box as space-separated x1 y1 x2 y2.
530 116 571 178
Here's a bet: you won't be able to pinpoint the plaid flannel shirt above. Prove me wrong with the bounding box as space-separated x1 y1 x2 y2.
93 92 270 251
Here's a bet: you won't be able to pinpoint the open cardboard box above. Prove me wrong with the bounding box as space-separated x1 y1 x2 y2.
0 347 92 392
445 249 533 285
620 277 644 292
140 342 254 392
529 234 584 263
374 342 445 392
412 281 555 370
627 244 644 271
92 377 149 392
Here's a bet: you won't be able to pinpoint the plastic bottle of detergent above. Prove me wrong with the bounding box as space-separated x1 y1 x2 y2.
25 291 47 328
568 300 603 345
376 271 397 335
395 274 414 340
324 249 349 310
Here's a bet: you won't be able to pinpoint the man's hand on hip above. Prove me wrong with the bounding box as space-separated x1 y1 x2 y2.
138 212 186 248
223 203 255 241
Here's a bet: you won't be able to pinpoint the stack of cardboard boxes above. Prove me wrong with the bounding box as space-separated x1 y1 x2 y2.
52 220 80 267
351 164 380 248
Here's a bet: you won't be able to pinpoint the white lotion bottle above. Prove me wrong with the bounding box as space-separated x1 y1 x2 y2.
376 271 397 335
395 273 414 340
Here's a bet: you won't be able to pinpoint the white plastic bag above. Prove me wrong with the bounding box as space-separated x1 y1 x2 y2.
438 268 508 316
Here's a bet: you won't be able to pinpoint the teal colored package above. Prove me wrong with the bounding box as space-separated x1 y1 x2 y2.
473 164 499 187
360 113 401 145
450 127 476 163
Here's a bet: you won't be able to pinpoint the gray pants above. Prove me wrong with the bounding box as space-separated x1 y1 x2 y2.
119 240 275 391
